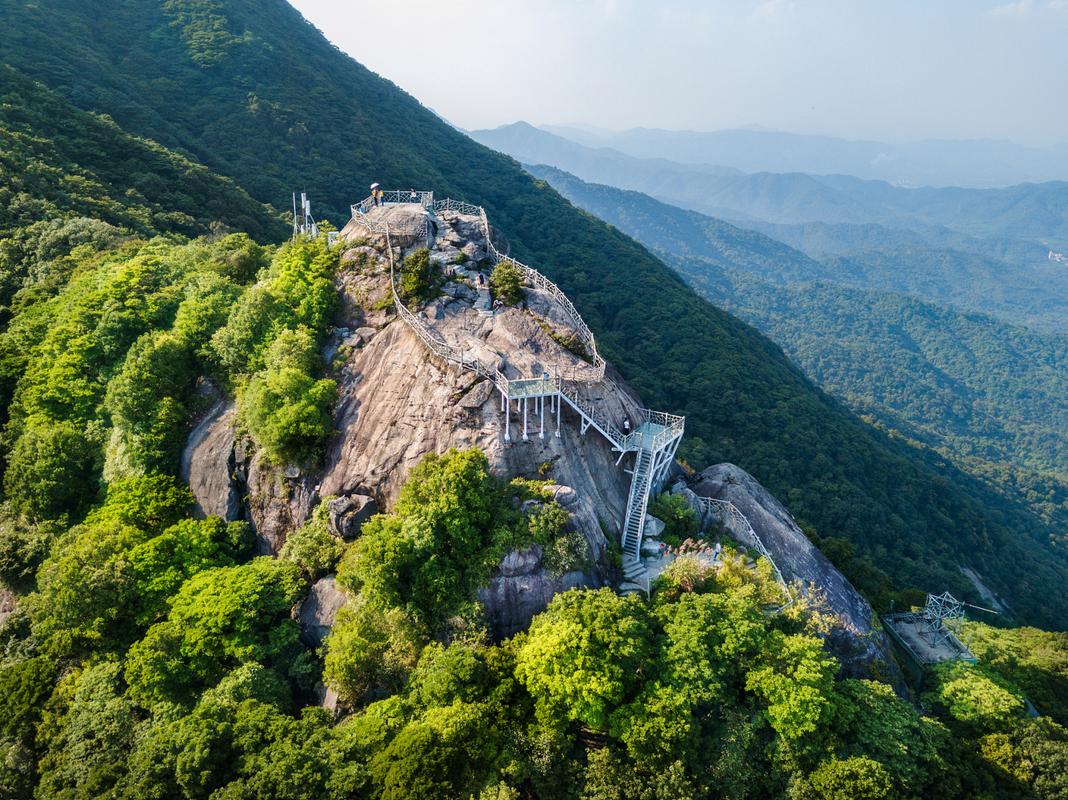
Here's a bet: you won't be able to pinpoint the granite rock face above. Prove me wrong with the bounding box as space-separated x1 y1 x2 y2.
182 205 635 638
298 575 348 648
180 400 240 521
180 403 316 555
683 463 907 691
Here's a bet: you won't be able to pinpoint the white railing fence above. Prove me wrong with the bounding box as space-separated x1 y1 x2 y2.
693 495 790 597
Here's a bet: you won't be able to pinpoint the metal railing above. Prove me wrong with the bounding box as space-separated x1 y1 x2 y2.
352 190 434 216
429 197 606 381
348 192 684 460
694 496 789 596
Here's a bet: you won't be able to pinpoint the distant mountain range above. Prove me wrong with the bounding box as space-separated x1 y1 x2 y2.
543 124 1068 189
526 164 1068 538
473 123 1068 248
473 123 1068 332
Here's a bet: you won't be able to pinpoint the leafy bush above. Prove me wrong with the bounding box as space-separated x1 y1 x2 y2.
647 493 698 546
323 598 425 706
125 557 305 707
237 328 337 464
490 259 524 305
397 248 437 304
280 502 345 581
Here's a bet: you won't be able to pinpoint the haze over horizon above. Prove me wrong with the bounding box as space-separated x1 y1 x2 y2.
291 0 1068 148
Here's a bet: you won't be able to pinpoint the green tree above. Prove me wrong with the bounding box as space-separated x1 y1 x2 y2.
323 598 426 706
369 702 501 800
3 417 99 522
237 327 336 464
336 449 518 628
647 493 699 546
745 631 838 744
125 557 305 707
489 260 524 306
35 661 136 800
924 661 1027 734
805 756 893 800
516 588 654 731
398 248 437 304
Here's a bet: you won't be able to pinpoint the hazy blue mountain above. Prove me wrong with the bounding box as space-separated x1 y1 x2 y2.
543 124 1068 189
475 122 1068 253
526 164 1068 536
529 165 1068 332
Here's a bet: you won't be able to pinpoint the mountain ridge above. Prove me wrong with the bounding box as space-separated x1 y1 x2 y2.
2 0 1068 625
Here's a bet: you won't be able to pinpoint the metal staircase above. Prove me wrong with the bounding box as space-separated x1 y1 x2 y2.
622 448 655 561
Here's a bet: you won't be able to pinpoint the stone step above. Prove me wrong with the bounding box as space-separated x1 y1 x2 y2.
619 581 644 595
623 562 646 580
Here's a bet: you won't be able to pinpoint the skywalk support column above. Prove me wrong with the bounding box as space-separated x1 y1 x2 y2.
556 391 561 436
504 398 511 442
539 394 545 439
522 398 528 441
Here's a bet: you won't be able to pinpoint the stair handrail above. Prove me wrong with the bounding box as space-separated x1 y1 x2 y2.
430 198 607 382
694 496 789 595
348 211 510 397
356 194 605 383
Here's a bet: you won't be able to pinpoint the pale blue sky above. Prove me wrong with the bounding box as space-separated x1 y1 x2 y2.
291 0 1068 145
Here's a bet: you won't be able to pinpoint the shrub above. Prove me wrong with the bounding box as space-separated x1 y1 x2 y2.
323 598 425 706
489 259 523 305
924 661 1026 734
237 328 337 464
398 248 436 304
280 502 345 581
647 493 699 547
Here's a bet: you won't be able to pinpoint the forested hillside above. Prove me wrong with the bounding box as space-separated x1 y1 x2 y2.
1 0 1067 625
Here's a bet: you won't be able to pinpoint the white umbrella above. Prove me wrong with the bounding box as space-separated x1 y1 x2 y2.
370 182 380 189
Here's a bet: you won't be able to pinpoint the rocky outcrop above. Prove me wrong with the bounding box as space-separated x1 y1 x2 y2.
478 483 611 638
0 587 15 629
327 494 378 540
181 402 317 554
297 575 348 649
684 463 907 691
181 400 240 521
242 448 316 555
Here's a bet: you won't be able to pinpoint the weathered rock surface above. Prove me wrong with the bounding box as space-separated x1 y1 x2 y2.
684 463 907 691
327 493 378 540
0 587 15 629
243 449 316 555
298 575 348 649
181 400 240 521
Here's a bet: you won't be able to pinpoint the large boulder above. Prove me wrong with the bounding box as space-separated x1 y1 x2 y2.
684 463 907 692
298 575 348 649
180 400 240 521
478 485 610 639
478 547 593 640
327 493 379 540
